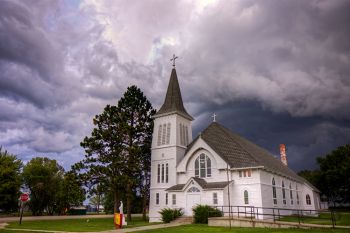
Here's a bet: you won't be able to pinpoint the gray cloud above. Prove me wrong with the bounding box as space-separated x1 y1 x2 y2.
0 0 349 171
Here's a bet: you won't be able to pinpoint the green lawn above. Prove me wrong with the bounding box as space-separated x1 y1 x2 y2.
0 230 44 233
5 216 155 232
134 224 350 233
280 212 350 226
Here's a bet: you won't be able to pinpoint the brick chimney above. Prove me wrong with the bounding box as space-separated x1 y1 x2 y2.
280 144 288 166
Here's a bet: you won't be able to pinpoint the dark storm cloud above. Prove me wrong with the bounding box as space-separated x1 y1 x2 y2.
190 100 350 172
177 0 350 120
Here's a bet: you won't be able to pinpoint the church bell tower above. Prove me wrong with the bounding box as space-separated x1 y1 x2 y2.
149 60 193 222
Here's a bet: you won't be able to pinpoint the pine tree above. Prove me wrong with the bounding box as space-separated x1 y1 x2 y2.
117 85 155 221
74 85 155 220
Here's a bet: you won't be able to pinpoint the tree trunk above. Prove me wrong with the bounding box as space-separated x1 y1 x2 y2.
142 190 147 221
126 182 132 221
97 194 100 214
114 190 119 214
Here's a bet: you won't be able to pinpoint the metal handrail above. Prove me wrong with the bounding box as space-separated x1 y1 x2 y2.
208 205 338 228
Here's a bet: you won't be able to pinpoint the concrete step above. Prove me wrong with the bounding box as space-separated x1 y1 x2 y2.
171 216 193 224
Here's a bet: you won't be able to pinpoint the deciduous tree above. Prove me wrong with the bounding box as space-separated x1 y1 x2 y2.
0 147 22 212
22 157 64 215
317 144 350 206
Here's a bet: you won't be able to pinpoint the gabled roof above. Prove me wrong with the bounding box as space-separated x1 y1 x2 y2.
186 122 311 185
166 177 229 191
154 68 193 120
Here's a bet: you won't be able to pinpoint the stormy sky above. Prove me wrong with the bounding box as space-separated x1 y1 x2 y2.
1 0 350 172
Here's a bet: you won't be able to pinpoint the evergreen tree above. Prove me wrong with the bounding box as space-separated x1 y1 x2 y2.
117 86 155 221
0 147 22 213
74 85 155 220
73 103 125 213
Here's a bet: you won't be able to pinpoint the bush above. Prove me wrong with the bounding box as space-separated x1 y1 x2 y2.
173 208 183 218
159 208 184 223
192 205 223 224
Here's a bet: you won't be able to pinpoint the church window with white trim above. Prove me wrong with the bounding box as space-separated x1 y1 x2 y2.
282 181 286 205
166 123 171 144
244 190 249 204
195 154 211 178
157 125 162 146
296 184 300 205
306 194 311 205
162 123 166 144
156 193 159 205
188 187 200 192
179 123 183 145
172 194 176 205
157 164 160 183
272 178 277 205
290 183 293 205
213 192 218 205
166 163 169 183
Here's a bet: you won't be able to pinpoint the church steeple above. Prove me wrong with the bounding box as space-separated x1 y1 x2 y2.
155 68 193 120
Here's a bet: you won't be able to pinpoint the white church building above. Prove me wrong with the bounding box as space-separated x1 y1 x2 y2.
149 67 321 222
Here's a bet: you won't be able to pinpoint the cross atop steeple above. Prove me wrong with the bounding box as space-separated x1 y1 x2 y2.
170 54 178 67
212 113 217 122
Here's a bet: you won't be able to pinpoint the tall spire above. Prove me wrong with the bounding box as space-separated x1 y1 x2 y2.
155 68 193 120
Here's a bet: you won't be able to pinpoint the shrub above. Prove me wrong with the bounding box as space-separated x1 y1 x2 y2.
173 208 184 218
192 205 223 223
159 208 184 223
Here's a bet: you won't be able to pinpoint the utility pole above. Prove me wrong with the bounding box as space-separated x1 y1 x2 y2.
226 163 232 229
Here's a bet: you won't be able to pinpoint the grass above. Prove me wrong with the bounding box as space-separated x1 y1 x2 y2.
280 212 350 226
0 230 44 233
5 216 156 232
134 224 350 233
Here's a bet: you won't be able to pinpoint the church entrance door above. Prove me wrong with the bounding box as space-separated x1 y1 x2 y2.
186 194 201 216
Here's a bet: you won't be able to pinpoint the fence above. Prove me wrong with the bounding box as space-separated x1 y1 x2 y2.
209 205 339 228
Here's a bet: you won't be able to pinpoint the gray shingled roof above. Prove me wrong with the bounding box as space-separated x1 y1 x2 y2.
154 69 193 120
166 177 229 191
186 122 316 188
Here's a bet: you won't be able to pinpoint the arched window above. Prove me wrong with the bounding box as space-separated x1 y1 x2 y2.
306 194 311 205
166 123 171 144
244 190 249 204
157 125 162 146
188 187 200 192
195 154 212 178
296 184 300 205
282 181 286 205
162 123 166 145
185 125 189 145
179 123 183 145
272 178 277 204
290 183 293 205
165 163 169 183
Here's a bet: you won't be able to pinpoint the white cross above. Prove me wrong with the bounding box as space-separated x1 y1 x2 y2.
212 113 217 122
170 54 178 67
